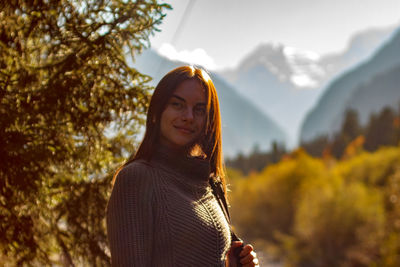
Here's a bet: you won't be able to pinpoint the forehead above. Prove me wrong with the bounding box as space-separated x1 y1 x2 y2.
173 79 206 103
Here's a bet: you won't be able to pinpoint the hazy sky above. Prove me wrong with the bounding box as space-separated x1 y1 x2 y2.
150 0 400 70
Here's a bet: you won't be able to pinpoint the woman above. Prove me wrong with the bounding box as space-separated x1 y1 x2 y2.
107 66 259 266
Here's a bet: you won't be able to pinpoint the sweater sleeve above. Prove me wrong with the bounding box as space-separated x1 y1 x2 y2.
106 162 154 267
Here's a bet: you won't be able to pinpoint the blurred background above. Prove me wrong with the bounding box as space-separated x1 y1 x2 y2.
134 1 400 265
1 0 400 266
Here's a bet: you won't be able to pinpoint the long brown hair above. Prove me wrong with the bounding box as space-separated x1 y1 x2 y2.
116 66 227 193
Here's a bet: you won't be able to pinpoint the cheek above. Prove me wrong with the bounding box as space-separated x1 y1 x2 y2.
159 111 170 136
200 118 206 129
196 117 206 135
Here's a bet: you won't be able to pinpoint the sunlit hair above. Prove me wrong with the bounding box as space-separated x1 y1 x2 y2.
117 66 227 194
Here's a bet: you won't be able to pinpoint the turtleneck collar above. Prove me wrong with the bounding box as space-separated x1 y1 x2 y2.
149 143 211 185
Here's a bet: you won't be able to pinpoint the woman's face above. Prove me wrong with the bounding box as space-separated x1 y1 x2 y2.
159 79 207 150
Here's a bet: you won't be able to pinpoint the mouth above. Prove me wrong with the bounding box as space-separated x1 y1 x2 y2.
174 126 194 134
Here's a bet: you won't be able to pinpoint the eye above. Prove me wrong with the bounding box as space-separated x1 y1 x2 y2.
194 106 206 117
170 101 184 110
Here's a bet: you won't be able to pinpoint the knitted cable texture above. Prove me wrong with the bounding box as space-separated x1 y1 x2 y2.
106 146 231 266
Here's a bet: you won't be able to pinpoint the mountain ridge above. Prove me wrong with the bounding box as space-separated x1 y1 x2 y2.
300 26 400 141
218 25 397 144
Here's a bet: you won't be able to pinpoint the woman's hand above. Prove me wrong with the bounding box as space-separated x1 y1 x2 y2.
226 241 259 267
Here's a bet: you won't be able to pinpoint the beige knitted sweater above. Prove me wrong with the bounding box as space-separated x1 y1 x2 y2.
106 146 231 266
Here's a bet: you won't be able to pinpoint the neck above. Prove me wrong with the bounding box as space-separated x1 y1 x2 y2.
150 143 211 184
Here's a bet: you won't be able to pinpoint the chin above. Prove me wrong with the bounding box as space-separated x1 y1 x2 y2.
174 136 197 147
176 141 195 149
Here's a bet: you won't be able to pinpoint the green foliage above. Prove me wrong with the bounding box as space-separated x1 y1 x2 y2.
229 146 400 267
0 0 170 265
376 167 400 267
230 149 325 242
294 177 385 266
334 146 400 186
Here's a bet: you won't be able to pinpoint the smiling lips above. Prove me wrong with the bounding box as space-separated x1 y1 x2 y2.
174 125 194 134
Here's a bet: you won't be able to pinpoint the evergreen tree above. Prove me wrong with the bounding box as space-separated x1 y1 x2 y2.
341 109 361 139
0 0 169 265
226 142 286 175
331 109 362 158
300 135 329 158
365 107 397 151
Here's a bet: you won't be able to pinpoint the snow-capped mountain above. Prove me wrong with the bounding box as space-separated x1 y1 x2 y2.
219 25 397 145
220 43 322 145
222 43 322 89
301 26 400 142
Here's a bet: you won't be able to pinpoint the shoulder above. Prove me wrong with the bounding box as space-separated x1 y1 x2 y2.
117 159 157 180
108 160 159 214
118 160 153 178
112 160 158 193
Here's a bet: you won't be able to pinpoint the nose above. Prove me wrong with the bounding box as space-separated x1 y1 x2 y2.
182 107 194 121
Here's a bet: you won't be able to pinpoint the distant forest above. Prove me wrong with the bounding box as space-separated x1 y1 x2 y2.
227 104 400 266
229 145 400 267
227 104 400 175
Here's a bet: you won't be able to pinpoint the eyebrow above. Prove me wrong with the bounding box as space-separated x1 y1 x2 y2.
171 94 206 105
171 95 185 102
